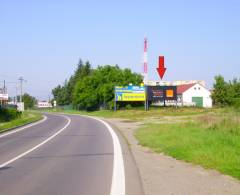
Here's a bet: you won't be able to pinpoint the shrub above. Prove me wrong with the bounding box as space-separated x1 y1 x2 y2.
0 107 21 122
232 98 240 109
126 104 132 110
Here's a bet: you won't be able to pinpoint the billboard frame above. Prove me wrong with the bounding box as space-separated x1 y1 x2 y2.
114 85 177 111
114 85 146 111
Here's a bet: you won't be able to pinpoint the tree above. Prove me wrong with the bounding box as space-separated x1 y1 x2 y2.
52 58 143 110
52 85 67 105
73 75 100 110
212 75 240 107
52 59 92 105
22 93 37 109
73 65 143 110
212 75 228 106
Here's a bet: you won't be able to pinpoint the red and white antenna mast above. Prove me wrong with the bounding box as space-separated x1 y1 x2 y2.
143 37 148 84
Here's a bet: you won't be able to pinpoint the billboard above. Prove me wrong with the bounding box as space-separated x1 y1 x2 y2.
115 86 146 101
147 86 164 101
147 86 177 101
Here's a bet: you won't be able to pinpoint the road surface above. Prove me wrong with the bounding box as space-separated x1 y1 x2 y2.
0 113 144 195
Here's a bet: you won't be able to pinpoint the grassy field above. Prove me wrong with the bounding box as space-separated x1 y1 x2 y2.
0 111 43 133
135 109 240 180
47 106 214 120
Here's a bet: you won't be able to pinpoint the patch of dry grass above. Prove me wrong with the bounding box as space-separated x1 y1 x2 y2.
197 112 240 135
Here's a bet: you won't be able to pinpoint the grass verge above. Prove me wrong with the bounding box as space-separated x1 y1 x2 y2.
45 107 214 121
135 111 240 180
0 111 43 133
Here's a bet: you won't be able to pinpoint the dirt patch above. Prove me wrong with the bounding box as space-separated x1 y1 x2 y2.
105 118 240 195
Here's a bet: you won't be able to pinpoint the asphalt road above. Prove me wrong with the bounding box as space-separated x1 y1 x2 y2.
0 113 144 195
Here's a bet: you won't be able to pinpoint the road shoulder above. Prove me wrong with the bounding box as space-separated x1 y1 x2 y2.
105 118 240 195
105 119 145 195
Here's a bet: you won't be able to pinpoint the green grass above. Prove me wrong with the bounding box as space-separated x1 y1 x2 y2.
135 111 240 179
0 111 43 133
46 106 214 121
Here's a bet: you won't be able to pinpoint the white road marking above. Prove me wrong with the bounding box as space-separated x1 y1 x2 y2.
84 116 126 195
0 115 71 169
0 115 48 139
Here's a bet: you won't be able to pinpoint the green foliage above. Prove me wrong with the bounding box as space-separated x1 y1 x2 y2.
72 65 143 110
73 75 99 110
52 59 143 110
126 104 132 110
212 75 240 107
0 107 21 122
22 93 37 109
0 111 42 132
52 59 92 105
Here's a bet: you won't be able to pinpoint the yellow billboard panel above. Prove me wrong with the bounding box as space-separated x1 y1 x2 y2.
121 93 146 101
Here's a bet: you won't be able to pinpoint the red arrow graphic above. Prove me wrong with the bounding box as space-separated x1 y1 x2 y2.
156 56 166 80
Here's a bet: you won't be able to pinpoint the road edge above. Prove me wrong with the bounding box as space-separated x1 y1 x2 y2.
0 115 47 138
83 115 126 195
105 120 145 195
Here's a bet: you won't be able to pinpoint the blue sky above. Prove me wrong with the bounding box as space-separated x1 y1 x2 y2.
1 0 240 100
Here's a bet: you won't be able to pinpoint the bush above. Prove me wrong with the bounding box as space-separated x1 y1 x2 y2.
126 104 132 110
232 98 240 109
0 107 22 122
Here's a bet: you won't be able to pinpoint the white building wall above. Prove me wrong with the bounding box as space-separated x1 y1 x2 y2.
37 101 53 108
182 83 212 108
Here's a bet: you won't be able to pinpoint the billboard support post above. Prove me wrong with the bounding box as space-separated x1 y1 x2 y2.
144 86 147 111
114 87 117 111
114 100 117 111
144 100 147 111
146 99 149 110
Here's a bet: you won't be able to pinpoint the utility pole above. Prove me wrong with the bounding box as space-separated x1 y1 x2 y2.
18 76 24 102
15 84 18 103
3 80 6 93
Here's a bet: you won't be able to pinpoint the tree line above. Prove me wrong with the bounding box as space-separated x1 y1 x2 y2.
52 59 143 110
212 75 240 107
51 59 240 110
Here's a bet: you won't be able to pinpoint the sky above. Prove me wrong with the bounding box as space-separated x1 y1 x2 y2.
1 0 240 100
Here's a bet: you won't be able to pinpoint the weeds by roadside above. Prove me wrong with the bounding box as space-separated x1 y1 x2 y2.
135 109 240 180
0 111 43 133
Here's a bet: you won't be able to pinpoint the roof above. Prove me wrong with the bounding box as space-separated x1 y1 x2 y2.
177 83 195 94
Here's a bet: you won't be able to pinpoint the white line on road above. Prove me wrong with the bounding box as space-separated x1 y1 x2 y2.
0 115 71 169
0 115 48 139
85 116 126 195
